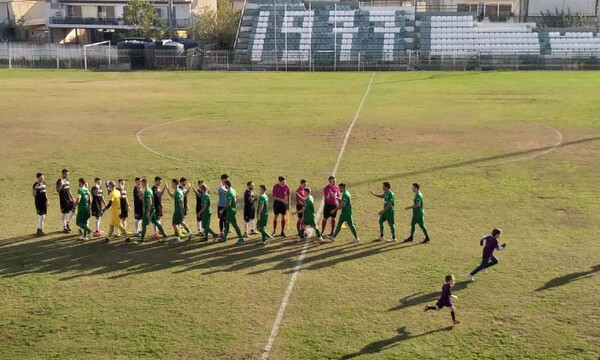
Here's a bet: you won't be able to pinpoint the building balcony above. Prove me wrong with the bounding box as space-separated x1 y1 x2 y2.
49 16 192 29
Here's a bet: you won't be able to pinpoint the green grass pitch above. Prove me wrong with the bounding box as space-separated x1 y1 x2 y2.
0 70 599 360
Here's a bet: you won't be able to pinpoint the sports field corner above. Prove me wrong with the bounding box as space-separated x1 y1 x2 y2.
0 70 599 360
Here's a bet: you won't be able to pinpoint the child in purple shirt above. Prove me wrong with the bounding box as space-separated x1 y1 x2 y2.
468 228 507 282
424 274 460 325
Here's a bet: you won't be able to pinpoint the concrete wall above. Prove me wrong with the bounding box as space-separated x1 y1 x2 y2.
528 0 597 15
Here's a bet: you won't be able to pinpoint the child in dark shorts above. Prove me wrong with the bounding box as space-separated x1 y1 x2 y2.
423 274 460 325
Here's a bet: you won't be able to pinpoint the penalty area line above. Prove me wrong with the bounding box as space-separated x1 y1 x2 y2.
260 72 376 360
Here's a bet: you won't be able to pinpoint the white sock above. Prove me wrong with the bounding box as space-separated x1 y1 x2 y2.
61 213 67 227
134 219 140 234
37 215 44 230
197 221 202 232
250 220 255 231
67 210 75 223
153 225 157 233
95 217 101 231
244 222 249 233
122 219 127 230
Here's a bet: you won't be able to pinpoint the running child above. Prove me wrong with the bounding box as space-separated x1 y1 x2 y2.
197 184 218 242
370 182 396 242
423 274 460 325
33 172 49 236
272 176 291 237
73 178 92 241
468 229 506 282
219 180 244 244
91 178 106 236
56 168 76 233
404 183 430 243
331 183 359 243
256 185 272 245
293 187 324 244
323 176 340 238
243 181 258 237
295 179 308 233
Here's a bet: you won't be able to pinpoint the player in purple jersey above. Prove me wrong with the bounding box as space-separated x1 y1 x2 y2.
423 274 460 325
468 228 506 282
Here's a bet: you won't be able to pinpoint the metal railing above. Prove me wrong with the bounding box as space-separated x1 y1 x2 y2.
3 43 600 71
49 17 191 29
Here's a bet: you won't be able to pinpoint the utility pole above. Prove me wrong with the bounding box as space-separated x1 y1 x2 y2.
168 0 174 38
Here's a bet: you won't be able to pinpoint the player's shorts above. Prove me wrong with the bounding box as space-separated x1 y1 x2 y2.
258 217 268 228
324 203 337 219
226 210 237 222
379 211 395 225
196 203 203 221
60 198 74 214
411 215 425 225
172 212 184 225
36 201 47 216
91 203 102 217
296 204 304 219
244 206 256 222
76 209 90 225
155 205 163 219
338 214 353 225
217 206 226 220
303 217 316 227
201 213 211 229
273 201 287 216
134 207 143 220
120 207 128 219
142 211 157 226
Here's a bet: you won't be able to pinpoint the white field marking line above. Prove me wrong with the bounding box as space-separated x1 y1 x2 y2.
260 73 376 360
135 118 191 161
136 119 336 174
478 126 564 167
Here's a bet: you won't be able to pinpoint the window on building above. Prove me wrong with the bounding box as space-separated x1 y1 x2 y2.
498 4 512 18
457 3 478 12
484 3 512 20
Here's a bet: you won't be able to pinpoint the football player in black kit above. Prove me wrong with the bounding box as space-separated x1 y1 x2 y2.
33 172 49 235
133 177 144 237
56 169 76 233
91 177 106 236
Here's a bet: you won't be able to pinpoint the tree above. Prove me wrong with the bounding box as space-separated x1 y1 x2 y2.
539 8 589 28
122 0 167 38
0 19 26 43
188 0 241 49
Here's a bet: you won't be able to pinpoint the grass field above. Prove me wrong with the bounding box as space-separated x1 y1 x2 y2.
0 70 599 360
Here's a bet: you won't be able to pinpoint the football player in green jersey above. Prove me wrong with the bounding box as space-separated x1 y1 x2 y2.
371 181 396 242
404 183 430 243
331 183 359 243
73 178 92 241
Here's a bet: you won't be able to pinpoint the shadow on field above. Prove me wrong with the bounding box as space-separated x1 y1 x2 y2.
0 231 415 280
347 136 600 186
535 264 600 292
340 325 453 359
388 281 470 312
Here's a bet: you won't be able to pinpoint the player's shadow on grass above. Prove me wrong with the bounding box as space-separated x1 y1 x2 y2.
0 232 418 280
535 264 600 292
340 325 453 359
346 136 600 185
388 280 470 312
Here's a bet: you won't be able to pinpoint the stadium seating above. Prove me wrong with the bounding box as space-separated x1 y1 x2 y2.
234 0 600 63
546 31 600 54
236 0 417 64
419 14 541 55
